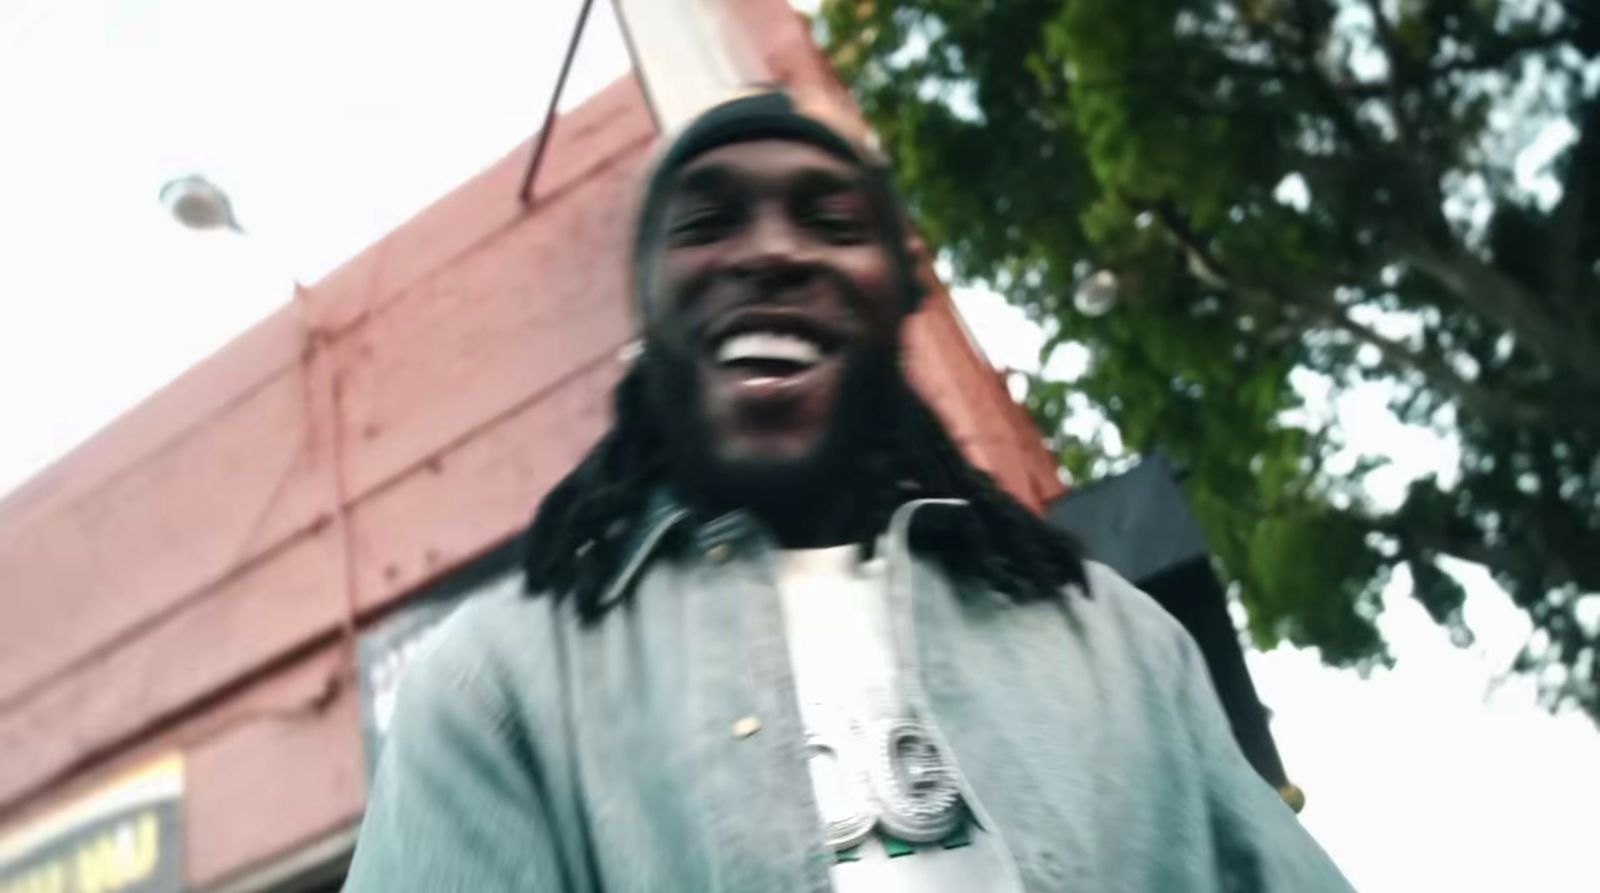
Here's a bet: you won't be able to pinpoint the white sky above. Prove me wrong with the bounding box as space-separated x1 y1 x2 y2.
0 1 1595 889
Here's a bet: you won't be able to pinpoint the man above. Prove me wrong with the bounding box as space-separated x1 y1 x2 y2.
345 91 1351 892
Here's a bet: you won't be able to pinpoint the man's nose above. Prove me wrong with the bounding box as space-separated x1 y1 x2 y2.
727 209 809 282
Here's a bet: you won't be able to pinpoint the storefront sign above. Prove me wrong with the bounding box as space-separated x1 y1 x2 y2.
357 570 521 775
0 755 183 893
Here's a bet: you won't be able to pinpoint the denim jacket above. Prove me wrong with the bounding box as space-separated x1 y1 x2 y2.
345 497 1352 892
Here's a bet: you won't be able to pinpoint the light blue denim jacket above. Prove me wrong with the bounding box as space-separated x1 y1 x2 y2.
345 498 1352 892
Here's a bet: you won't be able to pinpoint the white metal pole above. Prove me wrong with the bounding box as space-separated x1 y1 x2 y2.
610 0 761 131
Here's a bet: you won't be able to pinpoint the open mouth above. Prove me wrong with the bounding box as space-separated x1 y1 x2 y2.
704 314 842 400
717 330 824 377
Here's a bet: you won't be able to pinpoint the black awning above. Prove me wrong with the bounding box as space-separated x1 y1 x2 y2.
1048 455 1291 793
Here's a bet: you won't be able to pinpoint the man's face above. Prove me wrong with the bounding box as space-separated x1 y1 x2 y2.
642 140 903 482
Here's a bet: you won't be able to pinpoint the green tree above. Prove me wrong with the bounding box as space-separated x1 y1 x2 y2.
820 0 1600 718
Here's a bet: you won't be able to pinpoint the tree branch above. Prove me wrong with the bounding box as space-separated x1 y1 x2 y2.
1427 26 1583 80
1142 199 1594 429
1291 23 1582 102
1359 0 1424 156
1547 97 1600 322
1318 308 1586 430
1257 8 1597 382
1146 200 1232 288
1401 242 1600 387
1391 525 1521 591
1230 0 1384 156
1361 0 1400 56
1358 2 1406 86
1392 491 1600 599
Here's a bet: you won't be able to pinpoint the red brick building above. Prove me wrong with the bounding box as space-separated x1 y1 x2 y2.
0 5 1068 891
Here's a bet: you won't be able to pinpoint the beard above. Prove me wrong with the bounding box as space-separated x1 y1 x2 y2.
640 335 900 522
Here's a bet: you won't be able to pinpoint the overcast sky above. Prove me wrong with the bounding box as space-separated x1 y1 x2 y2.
0 1 1595 889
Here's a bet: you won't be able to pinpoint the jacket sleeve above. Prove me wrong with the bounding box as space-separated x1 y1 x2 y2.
344 615 571 893
1172 629 1356 892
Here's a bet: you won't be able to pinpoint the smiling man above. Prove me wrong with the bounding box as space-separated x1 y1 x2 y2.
343 91 1351 892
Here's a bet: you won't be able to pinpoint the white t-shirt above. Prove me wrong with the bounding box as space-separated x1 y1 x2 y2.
775 547 1019 893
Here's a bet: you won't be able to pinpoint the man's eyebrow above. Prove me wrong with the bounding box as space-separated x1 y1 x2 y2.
673 163 738 196
672 161 865 198
790 166 865 197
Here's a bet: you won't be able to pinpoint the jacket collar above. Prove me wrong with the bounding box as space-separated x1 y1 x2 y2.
593 489 691 611
593 489 975 611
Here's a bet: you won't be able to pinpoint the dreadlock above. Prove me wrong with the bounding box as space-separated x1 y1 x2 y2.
522 361 1088 620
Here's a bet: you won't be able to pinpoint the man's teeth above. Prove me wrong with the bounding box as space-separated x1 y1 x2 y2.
716 331 822 367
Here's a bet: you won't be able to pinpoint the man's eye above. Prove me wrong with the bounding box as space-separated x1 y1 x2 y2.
803 207 868 243
668 208 732 245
